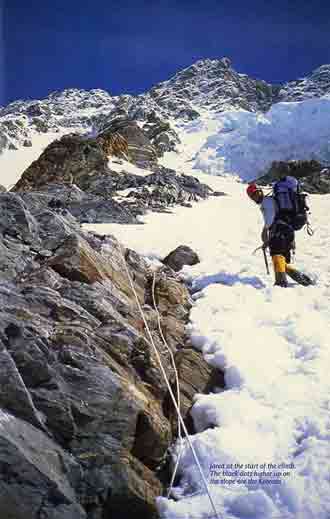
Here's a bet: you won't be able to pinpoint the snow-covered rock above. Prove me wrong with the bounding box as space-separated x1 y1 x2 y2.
2 58 330 185
278 64 330 102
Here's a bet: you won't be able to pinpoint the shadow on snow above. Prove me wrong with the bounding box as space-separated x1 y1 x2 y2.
191 271 266 293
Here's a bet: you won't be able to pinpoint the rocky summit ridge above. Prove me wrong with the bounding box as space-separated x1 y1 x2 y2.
1 58 330 154
277 64 330 102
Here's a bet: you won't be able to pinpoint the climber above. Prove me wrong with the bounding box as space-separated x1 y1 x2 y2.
246 182 313 287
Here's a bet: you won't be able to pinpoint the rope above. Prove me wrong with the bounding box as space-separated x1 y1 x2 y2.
119 244 221 519
150 272 183 498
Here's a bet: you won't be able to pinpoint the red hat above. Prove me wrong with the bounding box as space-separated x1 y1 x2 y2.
246 183 258 197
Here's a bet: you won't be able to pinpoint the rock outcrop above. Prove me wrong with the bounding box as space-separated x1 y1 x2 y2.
142 111 181 156
0 191 224 518
162 245 200 272
164 348 225 436
116 168 213 217
11 132 215 225
277 64 330 102
255 159 330 194
98 117 158 167
12 134 109 192
97 130 129 161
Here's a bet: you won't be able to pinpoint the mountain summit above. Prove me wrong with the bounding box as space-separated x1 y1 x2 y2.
2 58 330 156
1 58 330 184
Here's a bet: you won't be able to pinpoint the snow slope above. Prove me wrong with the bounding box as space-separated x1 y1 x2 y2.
85 173 330 519
0 128 89 189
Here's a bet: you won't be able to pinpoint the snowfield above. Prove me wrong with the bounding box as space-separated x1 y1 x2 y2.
0 128 90 189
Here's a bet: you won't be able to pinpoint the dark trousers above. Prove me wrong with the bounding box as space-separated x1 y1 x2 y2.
269 221 295 263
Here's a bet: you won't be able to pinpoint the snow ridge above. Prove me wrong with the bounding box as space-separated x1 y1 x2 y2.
278 65 330 102
2 59 330 158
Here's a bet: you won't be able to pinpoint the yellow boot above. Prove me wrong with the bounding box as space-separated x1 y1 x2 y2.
272 255 288 287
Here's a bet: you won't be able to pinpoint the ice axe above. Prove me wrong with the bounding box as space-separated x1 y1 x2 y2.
253 244 270 275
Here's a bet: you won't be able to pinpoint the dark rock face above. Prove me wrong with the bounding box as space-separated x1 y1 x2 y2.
144 58 278 117
15 171 213 226
277 64 330 102
97 130 129 161
10 130 216 225
0 131 9 152
0 411 86 519
142 112 181 156
0 117 32 152
118 168 213 217
162 246 200 272
13 134 109 192
164 349 225 435
18 183 136 226
99 117 158 167
299 168 330 194
0 193 40 245
0 192 224 518
255 159 330 194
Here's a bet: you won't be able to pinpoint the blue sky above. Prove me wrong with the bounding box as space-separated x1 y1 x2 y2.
3 0 330 106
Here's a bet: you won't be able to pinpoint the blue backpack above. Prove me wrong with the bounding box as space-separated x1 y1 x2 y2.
273 176 309 231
